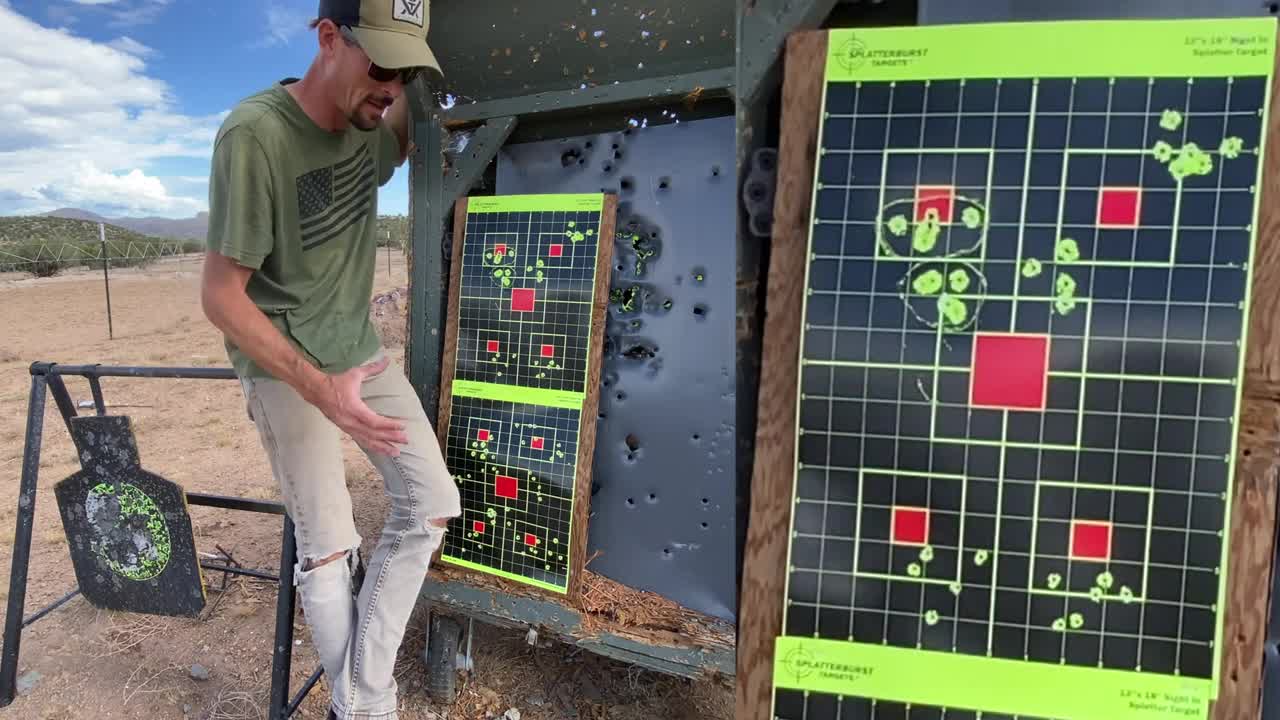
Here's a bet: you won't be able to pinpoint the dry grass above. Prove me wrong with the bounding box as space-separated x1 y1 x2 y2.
95 612 176 658
206 680 268 720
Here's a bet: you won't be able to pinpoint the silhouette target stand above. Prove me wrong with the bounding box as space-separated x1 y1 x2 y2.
0 363 323 718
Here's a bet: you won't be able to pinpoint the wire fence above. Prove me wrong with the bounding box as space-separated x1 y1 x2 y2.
0 239 203 277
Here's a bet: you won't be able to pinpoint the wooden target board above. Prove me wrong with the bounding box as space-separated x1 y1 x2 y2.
437 193 615 597
738 18 1280 720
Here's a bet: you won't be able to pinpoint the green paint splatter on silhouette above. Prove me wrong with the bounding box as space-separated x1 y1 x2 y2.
1120 586 1135 603
948 582 962 596
1160 109 1183 131
1047 573 1062 590
912 269 943 296
1052 618 1067 631
1220 136 1244 159
961 206 982 229
907 563 922 577
1152 140 1175 163
1022 258 1043 278
87 482 172 581
1089 586 1104 603
974 550 989 566
919 546 934 563
1096 571 1114 591
948 268 970 293
1069 613 1085 629
1055 296 1077 316
924 610 940 626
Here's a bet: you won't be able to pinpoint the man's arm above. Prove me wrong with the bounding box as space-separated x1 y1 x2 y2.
383 90 414 165
200 253 408 455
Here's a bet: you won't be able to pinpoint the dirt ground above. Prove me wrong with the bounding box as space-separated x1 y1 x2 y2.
0 256 732 719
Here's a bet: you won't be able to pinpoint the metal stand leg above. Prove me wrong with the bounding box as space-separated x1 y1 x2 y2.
269 515 298 719
0 376 47 707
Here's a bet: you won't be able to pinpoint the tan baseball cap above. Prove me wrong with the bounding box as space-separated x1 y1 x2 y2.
317 0 441 75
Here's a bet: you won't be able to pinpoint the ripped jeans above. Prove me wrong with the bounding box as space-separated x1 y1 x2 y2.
239 348 461 720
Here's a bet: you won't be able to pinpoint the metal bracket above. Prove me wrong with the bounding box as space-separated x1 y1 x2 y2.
443 116 517 212
407 114 517 421
736 0 839 106
441 68 733 124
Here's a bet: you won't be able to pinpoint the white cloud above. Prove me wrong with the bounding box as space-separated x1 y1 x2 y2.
61 0 170 28
256 1 313 48
0 5 222 217
109 36 154 57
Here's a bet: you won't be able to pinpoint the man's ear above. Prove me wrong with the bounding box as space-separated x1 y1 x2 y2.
314 18 342 55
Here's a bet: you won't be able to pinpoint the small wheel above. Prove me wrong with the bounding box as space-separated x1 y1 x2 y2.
425 613 462 703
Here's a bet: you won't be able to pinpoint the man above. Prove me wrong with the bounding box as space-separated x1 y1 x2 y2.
199 2 459 718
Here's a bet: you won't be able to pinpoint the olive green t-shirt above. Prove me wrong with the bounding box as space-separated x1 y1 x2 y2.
205 78 401 379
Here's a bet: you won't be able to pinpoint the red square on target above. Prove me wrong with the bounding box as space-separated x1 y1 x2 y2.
511 288 536 313
970 333 1050 411
524 533 538 547
549 244 564 257
1070 521 1112 561
531 437 545 450
477 429 490 442
892 506 929 545
1097 187 1141 228
473 520 486 534
914 185 954 224
493 243 507 256
495 474 518 499
486 340 500 353
541 344 555 358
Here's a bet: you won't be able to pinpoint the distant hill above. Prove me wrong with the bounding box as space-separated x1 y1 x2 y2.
40 208 409 247
43 208 208 240
0 215 159 245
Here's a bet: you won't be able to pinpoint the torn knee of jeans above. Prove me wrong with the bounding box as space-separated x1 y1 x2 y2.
295 544 362 585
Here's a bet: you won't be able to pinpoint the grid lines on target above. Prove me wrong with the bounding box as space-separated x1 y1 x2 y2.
767 17 1275 720
437 193 612 594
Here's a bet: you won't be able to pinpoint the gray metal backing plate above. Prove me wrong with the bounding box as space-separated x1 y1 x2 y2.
497 115 737 621
429 0 733 103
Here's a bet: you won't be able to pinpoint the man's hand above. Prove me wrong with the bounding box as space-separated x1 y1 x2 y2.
305 355 408 456
201 251 408 455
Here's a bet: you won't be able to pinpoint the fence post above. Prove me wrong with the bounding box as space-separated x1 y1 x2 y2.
99 223 113 340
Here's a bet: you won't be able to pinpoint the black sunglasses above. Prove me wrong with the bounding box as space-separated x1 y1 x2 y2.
338 25 424 86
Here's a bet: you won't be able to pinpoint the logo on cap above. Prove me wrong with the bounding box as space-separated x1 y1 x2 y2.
392 0 423 27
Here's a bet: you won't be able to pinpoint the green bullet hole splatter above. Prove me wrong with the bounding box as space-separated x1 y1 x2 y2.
1052 618 1067 632
1096 571 1114 591
949 582 962 596
907 563 922 578
974 550 989 566
1021 258 1042 278
938 295 968 327
913 269 943 296
1120 586 1135 603
1047 573 1062 590
1069 613 1085 630
913 208 942 253
887 215 909 236
1152 140 1175 163
1056 237 1080 263
1220 136 1244 159
1159 109 1183 131
961 206 982 229
919 546 935 563
948 268 970 293
924 610 940 626
1169 142 1213 181
1089 586 1104 603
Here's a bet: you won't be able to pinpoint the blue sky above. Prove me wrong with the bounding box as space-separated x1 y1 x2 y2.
0 0 410 218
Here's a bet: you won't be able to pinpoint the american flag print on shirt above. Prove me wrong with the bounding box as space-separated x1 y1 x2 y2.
295 144 375 251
